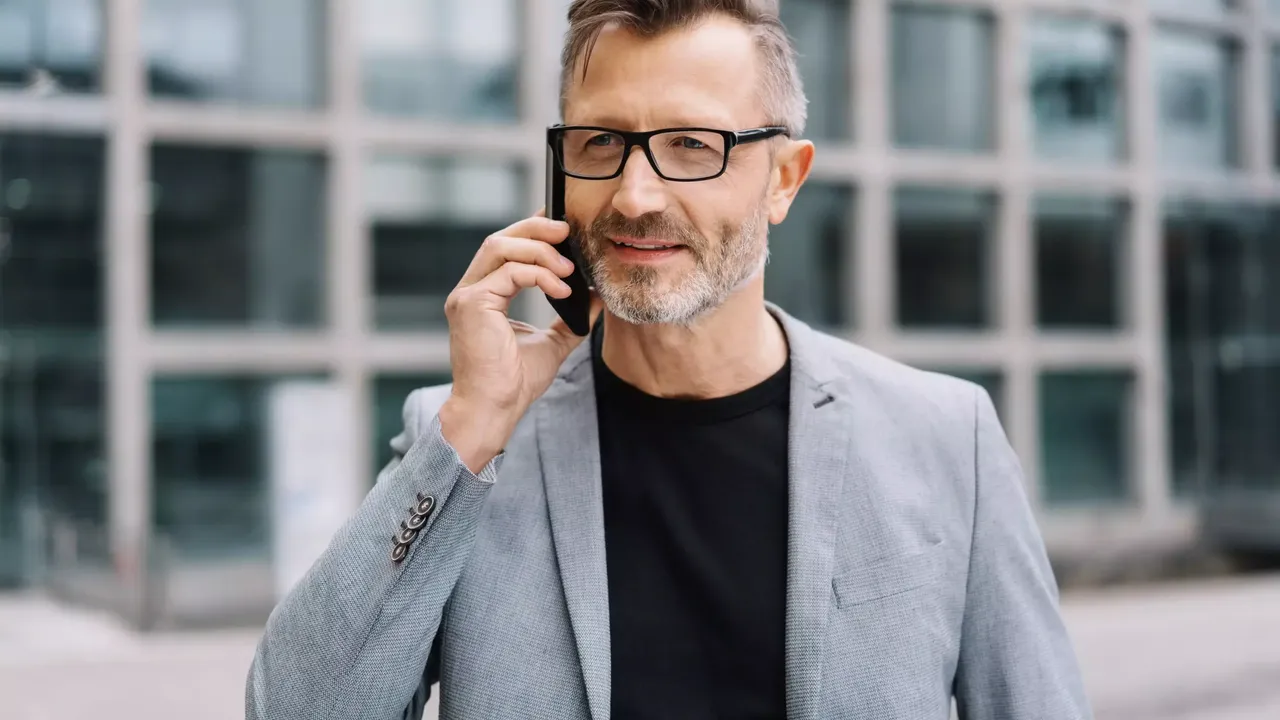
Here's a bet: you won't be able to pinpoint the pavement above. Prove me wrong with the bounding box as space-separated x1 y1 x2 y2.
2 574 1280 720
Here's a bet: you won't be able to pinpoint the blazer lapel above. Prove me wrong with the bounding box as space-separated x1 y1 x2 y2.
538 343 611 720
774 308 857 720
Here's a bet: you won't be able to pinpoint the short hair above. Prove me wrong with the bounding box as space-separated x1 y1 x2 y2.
559 0 809 137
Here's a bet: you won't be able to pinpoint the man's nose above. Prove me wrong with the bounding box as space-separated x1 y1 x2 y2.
611 146 668 219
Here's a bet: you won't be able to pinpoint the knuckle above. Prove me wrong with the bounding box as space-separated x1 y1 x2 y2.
443 290 463 315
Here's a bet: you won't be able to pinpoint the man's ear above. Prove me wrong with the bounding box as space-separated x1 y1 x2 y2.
767 139 815 225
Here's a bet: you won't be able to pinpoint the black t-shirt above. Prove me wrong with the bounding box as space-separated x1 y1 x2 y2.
593 327 791 720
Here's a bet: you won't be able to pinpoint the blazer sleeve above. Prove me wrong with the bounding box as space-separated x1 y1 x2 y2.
246 387 499 720
953 388 1093 720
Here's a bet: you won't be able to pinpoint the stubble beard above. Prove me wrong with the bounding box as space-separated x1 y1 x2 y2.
575 202 770 327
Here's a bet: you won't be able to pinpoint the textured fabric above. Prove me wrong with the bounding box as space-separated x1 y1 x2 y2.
245 304 1094 720
593 325 791 719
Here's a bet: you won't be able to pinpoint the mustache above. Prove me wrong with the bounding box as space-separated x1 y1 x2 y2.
577 211 704 250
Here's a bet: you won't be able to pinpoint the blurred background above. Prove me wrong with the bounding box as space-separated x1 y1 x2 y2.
0 0 1278 718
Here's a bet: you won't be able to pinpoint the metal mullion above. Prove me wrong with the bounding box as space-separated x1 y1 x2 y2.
854 0 891 342
1023 0 1129 25
0 95 109 133
146 333 336 374
1128 1 1175 519
104 0 153 627
995 0 1041 511
328 0 372 494
144 105 334 149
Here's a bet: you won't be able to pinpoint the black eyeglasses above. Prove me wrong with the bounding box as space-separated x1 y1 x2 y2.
548 124 789 182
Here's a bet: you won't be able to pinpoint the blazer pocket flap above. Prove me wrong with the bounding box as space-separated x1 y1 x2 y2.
832 541 945 608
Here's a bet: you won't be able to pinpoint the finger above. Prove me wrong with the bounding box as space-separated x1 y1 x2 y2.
534 206 545 218
498 216 570 245
474 261 571 302
460 235 576 286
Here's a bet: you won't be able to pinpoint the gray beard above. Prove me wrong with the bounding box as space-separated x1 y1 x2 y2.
589 207 769 327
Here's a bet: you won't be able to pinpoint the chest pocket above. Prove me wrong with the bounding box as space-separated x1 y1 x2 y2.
831 540 946 608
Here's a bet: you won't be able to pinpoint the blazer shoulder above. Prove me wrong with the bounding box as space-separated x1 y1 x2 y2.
806 329 983 426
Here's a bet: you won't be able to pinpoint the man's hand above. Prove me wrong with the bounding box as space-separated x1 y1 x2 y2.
440 213 601 472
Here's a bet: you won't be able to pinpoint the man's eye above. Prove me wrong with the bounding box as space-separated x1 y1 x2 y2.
674 136 707 150
587 134 616 147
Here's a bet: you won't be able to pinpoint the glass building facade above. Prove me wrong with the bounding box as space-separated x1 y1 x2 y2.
1 0 1278 618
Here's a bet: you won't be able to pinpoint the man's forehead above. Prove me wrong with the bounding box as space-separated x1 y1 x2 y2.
564 15 761 129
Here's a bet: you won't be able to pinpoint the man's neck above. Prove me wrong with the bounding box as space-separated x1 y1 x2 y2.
599 285 789 400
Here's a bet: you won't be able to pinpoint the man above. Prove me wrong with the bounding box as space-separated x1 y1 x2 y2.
246 1 1092 718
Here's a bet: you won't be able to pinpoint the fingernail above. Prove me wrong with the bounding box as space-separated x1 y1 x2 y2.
560 255 574 269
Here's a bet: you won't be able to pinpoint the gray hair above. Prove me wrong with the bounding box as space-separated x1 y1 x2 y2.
559 0 809 137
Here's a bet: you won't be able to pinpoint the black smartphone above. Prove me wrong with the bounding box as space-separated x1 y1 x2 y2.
545 130 593 336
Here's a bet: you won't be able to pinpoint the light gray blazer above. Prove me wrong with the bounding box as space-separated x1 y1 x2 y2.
246 306 1092 720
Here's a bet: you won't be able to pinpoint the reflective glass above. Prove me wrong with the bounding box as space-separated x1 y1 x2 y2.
1027 16 1125 163
368 156 525 329
373 373 451 479
0 133 106 588
1154 32 1241 170
150 145 327 329
152 375 322 561
144 0 325 107
892 5 995 153
1164 202 1280 497
779 0 853 141
0 0 103 93
765 182 853 328
1035 195 1127 329
1273 0 1280 18
895 187 997 329
361 0 519 121
1040 372 1132 506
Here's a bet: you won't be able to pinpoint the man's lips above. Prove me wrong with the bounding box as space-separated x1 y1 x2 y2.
608 236 683 250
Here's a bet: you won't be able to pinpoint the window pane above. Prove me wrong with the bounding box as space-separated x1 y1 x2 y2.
765 182 854 329
1164 202 1280 498
1150 0 1241 20
1 134 104 330
1035 195 1127 329
1154 31 1241 170
779 0 852 141
1272 0 1280 19
0 0 103 93
151 145 327 329
892 5 995 152
144 0 325 107
0 133 106 588
895 187 996 329
361 0 519 121
1040 372 1132 506
152 375 326 562
372 374 451 479
1027 16 1125 163
369 155 525 330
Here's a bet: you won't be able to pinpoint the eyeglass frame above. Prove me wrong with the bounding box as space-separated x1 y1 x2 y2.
547 124 790 182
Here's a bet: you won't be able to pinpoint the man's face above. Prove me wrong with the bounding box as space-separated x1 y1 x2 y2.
561 17 784 326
